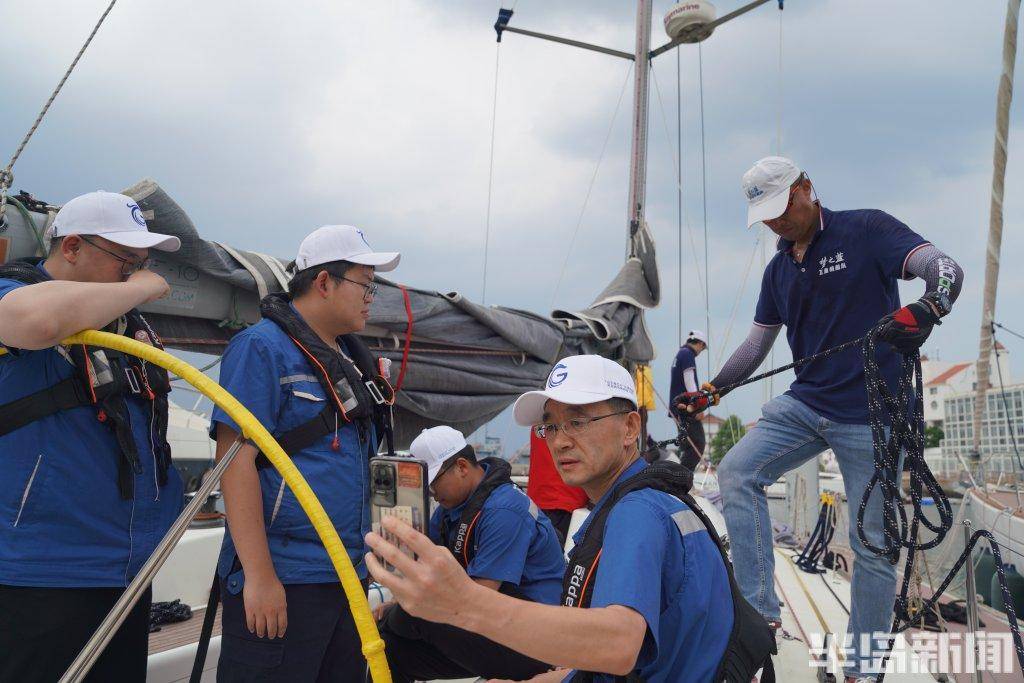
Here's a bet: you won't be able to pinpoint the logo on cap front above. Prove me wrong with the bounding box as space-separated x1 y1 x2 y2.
128 203 146 227
746 185 765 200
547 363 568 388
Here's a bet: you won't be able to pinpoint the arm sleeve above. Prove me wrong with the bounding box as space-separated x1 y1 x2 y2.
209 334 284 438
904 244 964 314
465 507 533 585
865 210 929 280
710 323 782 390
682 367 698 393
590 497 671 671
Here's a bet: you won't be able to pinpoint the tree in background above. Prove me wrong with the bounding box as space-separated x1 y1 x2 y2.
710 415 746 466
924 425 944 449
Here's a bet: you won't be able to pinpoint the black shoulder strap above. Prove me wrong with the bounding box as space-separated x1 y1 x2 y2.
562 462 693 608
440 456 511 568
562 462 776 682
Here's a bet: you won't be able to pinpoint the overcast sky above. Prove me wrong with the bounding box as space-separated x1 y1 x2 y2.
2 0 1022 454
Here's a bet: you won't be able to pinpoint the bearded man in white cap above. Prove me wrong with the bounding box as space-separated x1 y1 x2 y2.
212 225 400 681
0 191 183 681
374 425 564 682
364 355 776 682
681 156 964 682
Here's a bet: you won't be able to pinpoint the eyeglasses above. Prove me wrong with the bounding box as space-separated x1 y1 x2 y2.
533 410 633 440
80 236 151 276
334 275 378 301
767 175 806 225
430 459 458 492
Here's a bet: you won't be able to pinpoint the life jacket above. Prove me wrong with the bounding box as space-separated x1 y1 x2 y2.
257 292 396 464
438 456 523 568
561 461 777 683
0 259 172 499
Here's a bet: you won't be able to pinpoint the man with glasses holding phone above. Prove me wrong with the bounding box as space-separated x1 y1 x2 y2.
681 156 963 682
373 425 565 682
364 355 769 682
0 190 184 681
212 224 400 682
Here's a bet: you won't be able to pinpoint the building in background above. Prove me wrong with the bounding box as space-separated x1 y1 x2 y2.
697 412 725 442
941 382 1024 475
921 345 1011 429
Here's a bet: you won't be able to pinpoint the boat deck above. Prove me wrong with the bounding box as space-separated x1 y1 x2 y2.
150 606 221 656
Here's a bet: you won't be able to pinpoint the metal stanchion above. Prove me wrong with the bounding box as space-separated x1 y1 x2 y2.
963 521 983 683
60 437 248 682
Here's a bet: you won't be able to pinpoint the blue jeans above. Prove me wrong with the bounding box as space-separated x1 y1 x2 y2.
718 394 899 679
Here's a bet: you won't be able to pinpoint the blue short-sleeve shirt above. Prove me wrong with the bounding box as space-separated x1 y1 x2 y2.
0 270 184 588
429 465 566 604
755 207 929 423
565 459 733 682
211 314 375 586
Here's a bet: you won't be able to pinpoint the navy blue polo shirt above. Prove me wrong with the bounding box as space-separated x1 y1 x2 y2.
211 314 375 588
429 464 566 604
755 207 928 423
0 269 183 587
669 346 698 418
565 458 733 682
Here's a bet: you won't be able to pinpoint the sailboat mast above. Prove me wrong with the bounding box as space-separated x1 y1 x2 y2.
971 0 1020 463
627 0 654 254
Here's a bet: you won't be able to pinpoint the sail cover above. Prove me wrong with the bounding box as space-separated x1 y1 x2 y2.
2 180 660 446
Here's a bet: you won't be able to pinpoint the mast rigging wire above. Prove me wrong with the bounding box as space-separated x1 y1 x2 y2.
650 65 707 313
550 63 635 309
698 44 711 383
677 47 684 346
481 43 502 306
0 0 119 227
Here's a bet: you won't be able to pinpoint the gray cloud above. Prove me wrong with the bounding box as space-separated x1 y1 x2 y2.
2 0 1022 451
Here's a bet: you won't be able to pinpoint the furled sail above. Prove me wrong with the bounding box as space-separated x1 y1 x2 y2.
1 179 659 446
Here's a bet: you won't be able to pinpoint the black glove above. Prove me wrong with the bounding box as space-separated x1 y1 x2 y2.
877 297 942 353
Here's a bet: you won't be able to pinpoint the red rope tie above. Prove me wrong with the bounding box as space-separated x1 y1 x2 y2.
395 284 414 392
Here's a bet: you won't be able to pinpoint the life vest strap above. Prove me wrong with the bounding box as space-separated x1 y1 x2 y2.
0 376 93 437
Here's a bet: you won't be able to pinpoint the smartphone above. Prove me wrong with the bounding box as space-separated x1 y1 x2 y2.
370 456 430 572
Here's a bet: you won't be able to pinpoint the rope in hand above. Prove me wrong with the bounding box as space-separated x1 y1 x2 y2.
676 323 1024 676
676 333 867 411
855 325 1024 680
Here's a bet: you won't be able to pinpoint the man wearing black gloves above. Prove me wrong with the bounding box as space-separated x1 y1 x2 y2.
681 156 962 683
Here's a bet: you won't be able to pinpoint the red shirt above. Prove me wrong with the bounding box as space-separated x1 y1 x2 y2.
526 433 589 512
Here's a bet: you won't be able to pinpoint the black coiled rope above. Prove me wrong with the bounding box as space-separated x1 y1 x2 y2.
858 326 1024 680
676 324 1024 675
795 494 841 574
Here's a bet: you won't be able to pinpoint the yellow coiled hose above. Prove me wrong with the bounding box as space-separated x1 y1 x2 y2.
11 331 392 681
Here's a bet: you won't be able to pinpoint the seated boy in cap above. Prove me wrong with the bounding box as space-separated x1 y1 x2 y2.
375 425 566 683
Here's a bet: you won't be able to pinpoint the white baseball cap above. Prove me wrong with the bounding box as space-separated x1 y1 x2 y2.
513 355 638 426
295 225 400 273
49 191 180 251
742 156 803 227
409 425 471 485
686 329 708 346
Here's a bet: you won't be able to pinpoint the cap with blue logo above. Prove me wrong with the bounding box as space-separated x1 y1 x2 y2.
49 190 180 251
512 355 638 426
295 225 400 273
742 156 803 228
